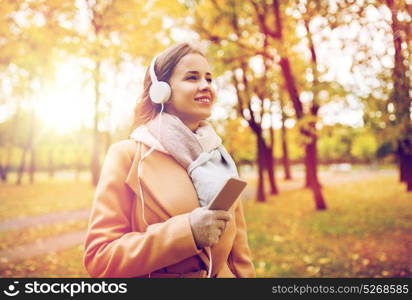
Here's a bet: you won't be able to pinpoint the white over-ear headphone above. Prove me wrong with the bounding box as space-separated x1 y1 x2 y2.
149 54 171 104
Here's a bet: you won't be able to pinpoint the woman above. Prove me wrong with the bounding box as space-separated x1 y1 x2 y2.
83 42 255 278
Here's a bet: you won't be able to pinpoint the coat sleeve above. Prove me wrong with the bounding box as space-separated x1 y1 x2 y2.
228 200 256 278
83 141 202 278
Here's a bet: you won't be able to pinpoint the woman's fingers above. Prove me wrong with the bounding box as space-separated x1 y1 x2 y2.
215 219 226 231
212 210 232 222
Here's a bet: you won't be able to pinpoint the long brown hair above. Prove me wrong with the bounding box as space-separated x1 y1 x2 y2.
130 43 205 131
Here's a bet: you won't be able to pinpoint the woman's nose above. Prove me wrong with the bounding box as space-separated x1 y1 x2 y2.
198 78 211 90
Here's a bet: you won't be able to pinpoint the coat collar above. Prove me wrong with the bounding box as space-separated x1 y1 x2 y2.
125 142 200 219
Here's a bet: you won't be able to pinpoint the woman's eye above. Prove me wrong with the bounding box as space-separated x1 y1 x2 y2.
186 76 213 83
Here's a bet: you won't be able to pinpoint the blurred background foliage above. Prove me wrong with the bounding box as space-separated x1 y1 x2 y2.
0 0 411 277
1 0 411 191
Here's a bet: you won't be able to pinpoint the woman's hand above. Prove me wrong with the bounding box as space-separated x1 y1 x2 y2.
189 207 232 249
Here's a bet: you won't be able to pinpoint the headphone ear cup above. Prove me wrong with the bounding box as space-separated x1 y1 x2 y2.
149 81 171 104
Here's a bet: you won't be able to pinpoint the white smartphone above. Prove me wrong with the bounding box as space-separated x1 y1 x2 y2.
207 177 247 211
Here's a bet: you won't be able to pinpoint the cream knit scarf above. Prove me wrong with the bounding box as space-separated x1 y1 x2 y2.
136 112 239 207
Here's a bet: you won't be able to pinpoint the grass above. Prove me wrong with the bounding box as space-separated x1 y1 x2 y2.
0 245 88 277
245 174 412 277
0 181 94 220
0 169 411 277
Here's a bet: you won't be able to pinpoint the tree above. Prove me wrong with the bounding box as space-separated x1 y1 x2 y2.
0 0 77 184
184 0 332 209
385 0 412 191
187 0 286 202
251 0 327 209
335 0 411 191
81 0 182 185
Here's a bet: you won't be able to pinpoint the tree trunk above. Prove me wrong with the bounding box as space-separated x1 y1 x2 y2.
279 57 303 119
280 56 327 209
2 103 21 182
281 121 292 180
303 117 327 210
304 15 326 208
0 166 5 181
305 122 326 210
400 156 406 183
16 147 27 185
256 135 267 202
266 119 278 194
0 141 6 181
406 154 412 191
305 134 322 189
16 108 35 185
265 143 278 195
399 138 412 192
399 140 406 182
91 60 101 186
1 155 9 182
311 184 327 210
280 89 292 180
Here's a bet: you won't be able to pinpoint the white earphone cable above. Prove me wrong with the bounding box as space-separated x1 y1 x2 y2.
137 104 164 279
137 141 149 227
137 104 164 228
205 246 213 278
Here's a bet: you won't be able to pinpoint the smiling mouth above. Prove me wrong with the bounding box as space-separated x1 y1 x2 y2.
194 97 211 104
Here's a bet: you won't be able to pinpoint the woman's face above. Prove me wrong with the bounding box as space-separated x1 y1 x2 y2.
165 53 215 130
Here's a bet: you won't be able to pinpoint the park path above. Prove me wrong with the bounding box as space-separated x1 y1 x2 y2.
0 209 90 231
0 231 85 264
0 168 397 264
240 168 395 199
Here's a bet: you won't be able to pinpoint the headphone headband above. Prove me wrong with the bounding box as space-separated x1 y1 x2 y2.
148 53 171 104
149 54 160 84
